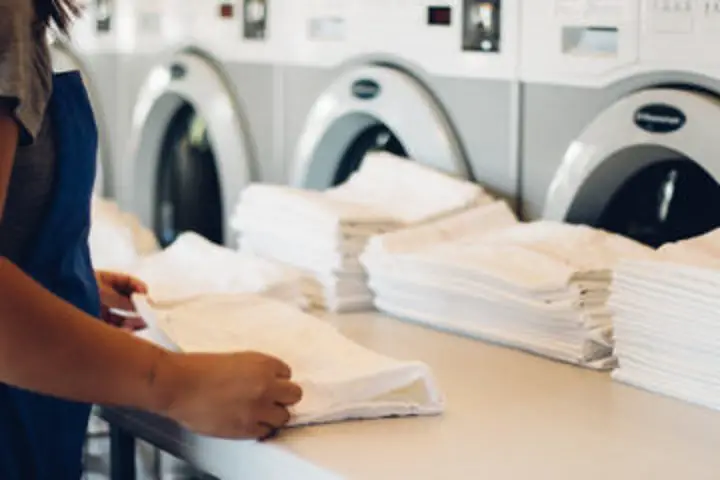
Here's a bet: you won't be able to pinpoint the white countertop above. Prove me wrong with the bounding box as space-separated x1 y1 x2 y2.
135 313 720 479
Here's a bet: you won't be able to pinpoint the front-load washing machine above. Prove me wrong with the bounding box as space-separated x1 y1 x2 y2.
120 0 281 247
49 4 119 197
114 0 178 207
278 0 521 202
521 0 720 247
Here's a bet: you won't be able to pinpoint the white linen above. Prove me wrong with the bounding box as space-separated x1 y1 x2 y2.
133 294 444 426
611 231 720 410
363 221 653 369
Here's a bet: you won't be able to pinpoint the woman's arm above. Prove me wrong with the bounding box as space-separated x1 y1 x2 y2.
0 106 164 407
0 254 167 409
0 110 301 438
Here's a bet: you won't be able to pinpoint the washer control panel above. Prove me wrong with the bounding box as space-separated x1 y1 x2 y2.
276 0 519 79
641 0 720 75
462 0 502 52
519 0 640 85
243 0 268 39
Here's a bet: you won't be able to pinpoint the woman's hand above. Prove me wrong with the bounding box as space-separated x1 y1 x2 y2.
96 271 148 331
156 351 303 439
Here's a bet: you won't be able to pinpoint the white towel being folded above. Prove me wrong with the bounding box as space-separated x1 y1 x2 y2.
131 232 308 308
133 294 444 426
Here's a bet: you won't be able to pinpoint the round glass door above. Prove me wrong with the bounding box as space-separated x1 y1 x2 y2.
593 158 720 248
332 123 408 186
155 102 224 247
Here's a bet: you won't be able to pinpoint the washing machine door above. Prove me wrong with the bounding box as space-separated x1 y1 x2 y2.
543 88 720 248
127 50 253 247
49 39 112 197
290 65 469 189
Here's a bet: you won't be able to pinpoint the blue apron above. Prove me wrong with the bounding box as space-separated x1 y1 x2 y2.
0 71 101 479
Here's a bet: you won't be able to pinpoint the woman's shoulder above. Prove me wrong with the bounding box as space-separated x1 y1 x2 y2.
0 0 53 143
0 0 34 17
0 0 43 44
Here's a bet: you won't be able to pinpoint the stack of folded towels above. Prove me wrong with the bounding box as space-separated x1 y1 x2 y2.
89 196 160 271
610 229 720 410
134 294 444 426
232 152 495 312
131 232 309 309
362 216 655 369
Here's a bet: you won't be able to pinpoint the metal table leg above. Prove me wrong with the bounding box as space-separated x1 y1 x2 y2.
110 424 136 480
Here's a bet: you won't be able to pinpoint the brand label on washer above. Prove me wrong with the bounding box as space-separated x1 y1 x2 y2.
634 104 686 134
351 79 381 100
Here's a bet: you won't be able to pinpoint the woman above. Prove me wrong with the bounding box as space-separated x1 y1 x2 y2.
0 1 302 478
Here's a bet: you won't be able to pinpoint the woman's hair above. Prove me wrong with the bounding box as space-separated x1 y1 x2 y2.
35 0 80 33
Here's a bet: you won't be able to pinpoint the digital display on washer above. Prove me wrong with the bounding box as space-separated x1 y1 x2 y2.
428 6 452 26
590 158 720 248
333 124 408 186
155 103 224 246
219 2 235 18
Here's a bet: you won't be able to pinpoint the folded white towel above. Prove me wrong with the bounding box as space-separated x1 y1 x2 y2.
232 158 499 313
132 232 308 308
408 243 584 292
362 220 654 369
466 221 655 272
363 201 518 256
236 184 399 233
325 152 491 225
610 238 720 411
235 209 373 254
240 235 366 275
89 196 159 270
369 274 614 369
657 229 720 269
133 295 444 426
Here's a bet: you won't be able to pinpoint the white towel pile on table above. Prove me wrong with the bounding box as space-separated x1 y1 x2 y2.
610 228 720 410
89 196 160 271
232 153 494 312
131 232 309 309
363 219 655 369
134 294 444 426
233 185 400 312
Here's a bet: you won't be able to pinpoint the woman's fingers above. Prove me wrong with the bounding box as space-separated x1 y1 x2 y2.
97 271 149 296
99 284 133 311
257 403 291 429
265 379 303 406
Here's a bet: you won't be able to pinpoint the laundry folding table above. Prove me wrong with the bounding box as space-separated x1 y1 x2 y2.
102 313 720 479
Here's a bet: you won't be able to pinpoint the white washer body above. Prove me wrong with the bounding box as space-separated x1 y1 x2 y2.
114 0 180 207
520 0 720 221
188 0 285 185
118 1 283 245
276 0 522 202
